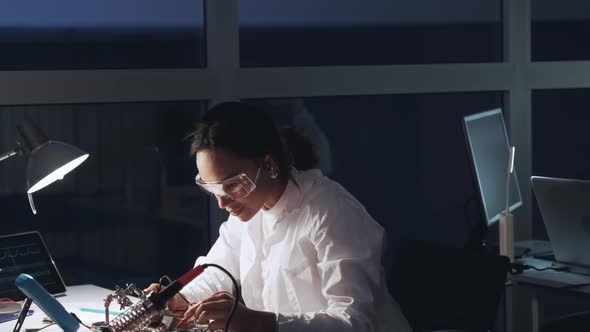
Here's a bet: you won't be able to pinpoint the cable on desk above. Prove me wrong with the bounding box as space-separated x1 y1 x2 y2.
510 262 569 275
70 312 92 330
23 323 55 332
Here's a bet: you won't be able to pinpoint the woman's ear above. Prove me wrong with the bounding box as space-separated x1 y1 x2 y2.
263 155 279 179
263 155 274 171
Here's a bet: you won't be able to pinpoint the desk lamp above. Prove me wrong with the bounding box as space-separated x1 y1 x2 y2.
0 118 89 214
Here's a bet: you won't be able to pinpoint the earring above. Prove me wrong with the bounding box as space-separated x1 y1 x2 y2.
270 167 279 179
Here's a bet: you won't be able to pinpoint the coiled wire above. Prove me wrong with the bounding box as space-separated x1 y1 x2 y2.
107 301 157 332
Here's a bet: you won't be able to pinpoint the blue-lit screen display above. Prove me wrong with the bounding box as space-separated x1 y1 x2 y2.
464 109 522 225
0 232 65 301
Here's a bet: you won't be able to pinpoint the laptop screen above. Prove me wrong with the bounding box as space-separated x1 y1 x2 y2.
0 232 66 300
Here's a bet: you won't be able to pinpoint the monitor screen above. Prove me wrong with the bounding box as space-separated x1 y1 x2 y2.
463 108 523 225
0 232 66 301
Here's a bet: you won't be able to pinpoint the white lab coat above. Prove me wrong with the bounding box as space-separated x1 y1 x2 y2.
182 169 412 332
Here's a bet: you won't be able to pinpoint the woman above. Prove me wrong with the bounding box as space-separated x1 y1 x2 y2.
149 102 411 332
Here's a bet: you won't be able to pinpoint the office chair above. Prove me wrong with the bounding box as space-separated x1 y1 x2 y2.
390 240 511 332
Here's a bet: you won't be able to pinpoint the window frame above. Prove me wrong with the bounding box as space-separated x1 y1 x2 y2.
1 0 576 248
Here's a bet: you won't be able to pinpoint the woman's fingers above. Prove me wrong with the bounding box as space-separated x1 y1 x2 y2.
143 284 187 312
203 291 234 302
168 294 189 312
184 302 200 319
196 309 231 323
207 319 226 331
183 298 233 325
184 292 233 317
143 283 160 293
181 292 236 329
194 300 232 323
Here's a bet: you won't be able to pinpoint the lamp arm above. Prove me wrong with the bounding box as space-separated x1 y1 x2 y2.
0 149 19 162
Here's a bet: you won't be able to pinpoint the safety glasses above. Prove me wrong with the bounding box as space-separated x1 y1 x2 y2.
195 167 261 200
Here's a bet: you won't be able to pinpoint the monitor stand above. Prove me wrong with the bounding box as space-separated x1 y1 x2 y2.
499 212 514 262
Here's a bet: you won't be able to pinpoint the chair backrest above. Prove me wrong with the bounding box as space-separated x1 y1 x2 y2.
390 240 510 332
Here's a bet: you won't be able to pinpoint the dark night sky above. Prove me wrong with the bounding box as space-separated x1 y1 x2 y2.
0 0 588 28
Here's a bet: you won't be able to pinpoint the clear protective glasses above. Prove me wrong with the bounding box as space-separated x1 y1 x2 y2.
195 167 261 200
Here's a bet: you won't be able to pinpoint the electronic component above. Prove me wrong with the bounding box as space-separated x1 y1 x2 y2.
99 265 205 332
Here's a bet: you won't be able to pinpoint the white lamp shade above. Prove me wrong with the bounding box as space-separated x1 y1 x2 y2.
26 141 89 193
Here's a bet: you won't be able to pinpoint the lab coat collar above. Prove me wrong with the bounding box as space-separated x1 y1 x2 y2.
288 168 321 211
261 168 322 223
243 168 323 252
241 169 321 256
261 182 290 220
261 178 297 221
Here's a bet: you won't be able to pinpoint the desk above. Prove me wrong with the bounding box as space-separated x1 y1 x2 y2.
0 285 120 332
510 257 590 332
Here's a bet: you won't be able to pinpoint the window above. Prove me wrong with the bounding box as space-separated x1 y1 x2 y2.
0 1 205 69
532 0 590 61
240 0 503 66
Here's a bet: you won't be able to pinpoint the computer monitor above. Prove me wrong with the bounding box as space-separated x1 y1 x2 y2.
0 232 66 301
463 108 523 225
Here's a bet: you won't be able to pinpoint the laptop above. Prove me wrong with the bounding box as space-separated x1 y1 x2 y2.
0 231 66 301
531 176 590 275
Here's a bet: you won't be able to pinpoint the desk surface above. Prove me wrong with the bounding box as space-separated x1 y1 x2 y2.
511 257 590 293
510 240 590 293
0 285 122 332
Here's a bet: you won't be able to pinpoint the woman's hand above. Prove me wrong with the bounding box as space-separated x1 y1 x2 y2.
182 292 277 332
143 283 188 313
